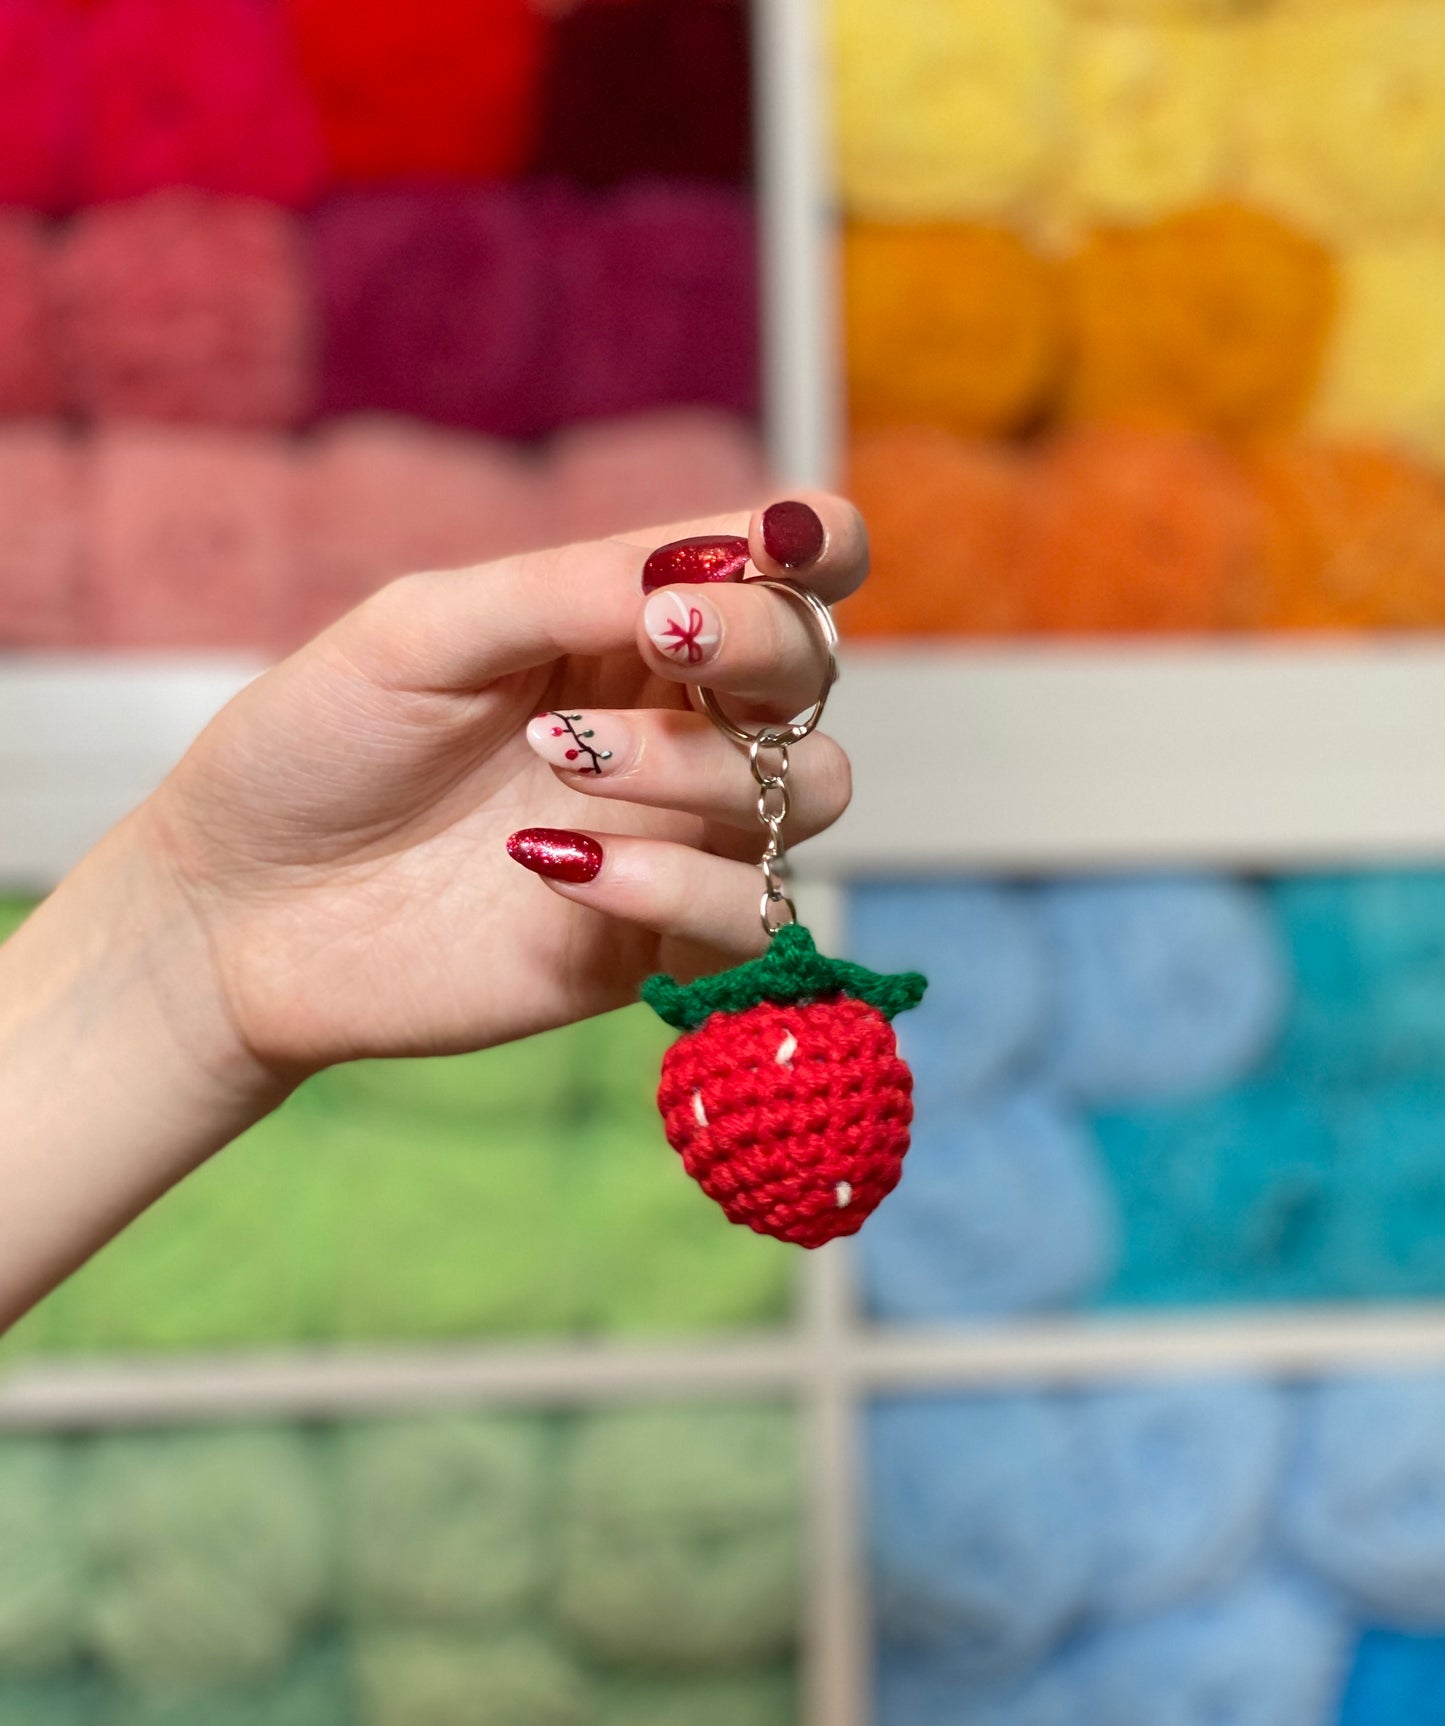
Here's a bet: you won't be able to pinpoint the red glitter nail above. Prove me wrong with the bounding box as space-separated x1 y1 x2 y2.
762 501 825 569
506 827 603 884
641 534 750 593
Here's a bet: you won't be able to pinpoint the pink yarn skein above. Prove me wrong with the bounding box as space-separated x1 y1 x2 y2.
0 0 84 210
0 212 60 414
0 426 82 647
552 409 769 542
78 0 327 207
84 426 297 649
56 190 315 428
292 415 548 640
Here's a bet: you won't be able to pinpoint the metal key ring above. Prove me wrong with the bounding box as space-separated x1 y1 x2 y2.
691 577 841 748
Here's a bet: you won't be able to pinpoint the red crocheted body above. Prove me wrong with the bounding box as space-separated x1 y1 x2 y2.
657 997 914 1249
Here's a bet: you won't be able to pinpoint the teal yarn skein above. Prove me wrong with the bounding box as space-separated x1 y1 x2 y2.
0 1440 80 1676
108 1643 352 1726
557 1405 801 1669
79 1429 330 1694
338 1414 551 1627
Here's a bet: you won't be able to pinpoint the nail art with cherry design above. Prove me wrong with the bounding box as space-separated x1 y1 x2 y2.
527 711 621 776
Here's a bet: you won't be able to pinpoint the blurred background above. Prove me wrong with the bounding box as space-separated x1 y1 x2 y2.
5 1 1445 1725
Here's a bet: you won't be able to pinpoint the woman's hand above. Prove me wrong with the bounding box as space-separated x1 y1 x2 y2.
136 494 865 1080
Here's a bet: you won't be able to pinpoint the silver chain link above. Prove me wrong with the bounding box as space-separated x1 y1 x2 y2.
749 734 797 936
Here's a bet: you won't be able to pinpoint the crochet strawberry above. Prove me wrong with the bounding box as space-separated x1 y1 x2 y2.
641 925 927 1248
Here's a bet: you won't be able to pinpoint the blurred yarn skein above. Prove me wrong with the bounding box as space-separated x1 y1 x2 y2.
859 1096 1118 1321
868 1394 1095 1681
1081 1571 1352 1726
1075 1378 1290 1619
1340 1629 1445 1726
0 428 83 649
354 1631 588 1726
1036 876 1289 1105
557 1405 801 1669
1283 1374 1445 1625
78 0 326 206
0 1441 78 1677
79 1429 330 1694
57 190 313 428
338 1415 549 1628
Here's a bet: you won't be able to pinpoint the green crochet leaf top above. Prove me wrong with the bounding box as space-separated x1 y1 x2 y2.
641 924 928 1033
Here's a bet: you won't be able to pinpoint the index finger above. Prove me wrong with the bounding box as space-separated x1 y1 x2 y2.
328 493 868 695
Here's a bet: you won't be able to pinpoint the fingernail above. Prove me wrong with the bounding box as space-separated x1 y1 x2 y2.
526 710 627 776
644 588 722 668
506 827 604 883
762 500 826 569
641 534 749 594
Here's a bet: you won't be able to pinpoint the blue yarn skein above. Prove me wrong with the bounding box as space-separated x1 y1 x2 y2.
860 1093 1118 1320
867 1394 1094 1683
1283 1375 1445 1626
1271 870 1445 1085
877 1646 1084 1726
1339 1629 1445 1726
1075 1378 1290 1619
1036 877 1288 1107
846 880 1049 1104
1093 1086 1336 1306
1081 1571 1352 1726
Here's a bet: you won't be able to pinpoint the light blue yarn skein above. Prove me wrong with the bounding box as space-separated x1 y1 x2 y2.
860 1093 1118 1320
1036 877 1289 1107
877 1647 1084 1726
1282 1374 1445 1626
846 880 1050 1104
1081 1571 1352 1726
867 1394 1095 1683
1075 1378 1291 1620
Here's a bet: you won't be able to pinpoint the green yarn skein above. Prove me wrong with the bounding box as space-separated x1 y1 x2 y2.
80 1429 331 1694
0 1676 100 1726
0 1440 80 1676
107 1642 352 1726
557 1405 802 1669
596 1670 798 1726
354 1631 589 1726
339 1415 550 1627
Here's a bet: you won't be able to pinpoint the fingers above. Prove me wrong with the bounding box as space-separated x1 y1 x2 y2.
327 493 868 696
524 708 852 842
506 829 772 962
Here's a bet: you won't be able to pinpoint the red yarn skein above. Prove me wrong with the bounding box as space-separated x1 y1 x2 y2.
84 426 297 650
534 0 751 186
0 0 84 210
0 427 82 647
78 0 327 206
0 213 60 415
657 998 914 1250
284 0 548 180
57 191 315 428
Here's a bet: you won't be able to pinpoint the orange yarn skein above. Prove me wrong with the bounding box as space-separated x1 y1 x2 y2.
839 426 1030 638
1067 205 1337 438
1019 425 1260 633
1239 439 1445 631
843 222 1065 438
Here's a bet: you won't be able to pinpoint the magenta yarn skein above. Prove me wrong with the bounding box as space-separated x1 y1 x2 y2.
548 179 760 426
0 0 83 210
552 409 769 542
85 427 298 650
57 191 315 429
0 213 59 415
77 0 327 207
312 188 553 437
292 415 548 641
0 427 82 648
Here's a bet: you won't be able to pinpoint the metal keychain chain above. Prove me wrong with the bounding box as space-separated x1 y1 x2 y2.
691 577 841 940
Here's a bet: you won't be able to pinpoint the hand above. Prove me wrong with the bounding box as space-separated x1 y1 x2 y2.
135 495 866 1079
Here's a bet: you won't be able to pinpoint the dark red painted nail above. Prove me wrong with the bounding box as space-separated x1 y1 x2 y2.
762 501 825 569
506 828 603 884
642 534 750 594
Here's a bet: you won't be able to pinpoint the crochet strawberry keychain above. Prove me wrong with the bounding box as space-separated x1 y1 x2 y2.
641 575 927 1248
